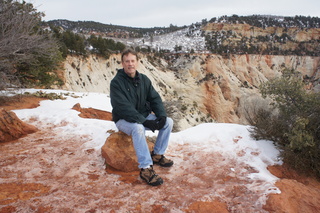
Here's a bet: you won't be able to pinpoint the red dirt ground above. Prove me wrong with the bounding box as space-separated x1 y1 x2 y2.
1 96 320 212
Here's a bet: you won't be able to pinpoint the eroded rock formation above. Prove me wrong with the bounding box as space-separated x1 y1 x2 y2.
0 108 37 143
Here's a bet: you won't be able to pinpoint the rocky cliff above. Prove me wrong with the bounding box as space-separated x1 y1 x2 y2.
203 22 320 56
203 23 320 42
61 54 320 131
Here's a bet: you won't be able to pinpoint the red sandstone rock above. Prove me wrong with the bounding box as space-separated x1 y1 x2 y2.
101 131 154 172
72 103 112 121
0 109 37 143
264 165 320 212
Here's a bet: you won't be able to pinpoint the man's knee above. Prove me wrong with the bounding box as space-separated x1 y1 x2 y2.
132 123 145 136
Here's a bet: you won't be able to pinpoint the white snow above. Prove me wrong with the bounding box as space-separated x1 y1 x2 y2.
7 89 282 211
110 26 207 53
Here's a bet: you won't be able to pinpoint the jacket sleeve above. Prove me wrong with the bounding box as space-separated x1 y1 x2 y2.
145 78 167 118
110 79 146 123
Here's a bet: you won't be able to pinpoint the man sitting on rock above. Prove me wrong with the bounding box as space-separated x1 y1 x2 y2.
110 49 174 186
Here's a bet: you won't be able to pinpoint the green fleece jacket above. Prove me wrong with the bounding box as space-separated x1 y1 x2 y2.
110 69 167 123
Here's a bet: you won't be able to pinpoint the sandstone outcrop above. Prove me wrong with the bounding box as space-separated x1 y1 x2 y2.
0 108 37 142
101 131 154 172
264 165 320 212
72 103 112 121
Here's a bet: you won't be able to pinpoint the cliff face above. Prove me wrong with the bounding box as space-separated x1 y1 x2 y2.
62 54 320 130
203 23 320 42
203 23 320 56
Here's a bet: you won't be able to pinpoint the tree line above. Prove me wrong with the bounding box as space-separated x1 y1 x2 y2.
209 14 320 29
50 27 126 58
46 20 186 39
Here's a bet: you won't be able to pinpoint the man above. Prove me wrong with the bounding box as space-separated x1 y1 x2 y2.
110 49 173 186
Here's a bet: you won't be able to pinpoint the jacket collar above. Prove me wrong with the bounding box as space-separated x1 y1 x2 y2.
119 69 141 85
119 68 140 80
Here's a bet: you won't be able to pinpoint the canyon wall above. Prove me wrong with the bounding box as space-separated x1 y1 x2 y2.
61 54 320 131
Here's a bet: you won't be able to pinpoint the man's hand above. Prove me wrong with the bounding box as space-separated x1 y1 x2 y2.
155 116 166 130
143 120 159 132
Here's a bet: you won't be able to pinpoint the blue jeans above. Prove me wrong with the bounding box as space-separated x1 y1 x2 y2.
115 114 173 169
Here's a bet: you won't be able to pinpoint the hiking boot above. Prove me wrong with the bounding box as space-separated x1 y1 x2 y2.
151 151 174 167
140 166 163 186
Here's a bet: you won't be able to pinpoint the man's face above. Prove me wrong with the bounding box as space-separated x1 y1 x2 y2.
122 53 137 78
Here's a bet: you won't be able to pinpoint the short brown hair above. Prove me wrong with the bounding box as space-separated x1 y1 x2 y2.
121 49 138 62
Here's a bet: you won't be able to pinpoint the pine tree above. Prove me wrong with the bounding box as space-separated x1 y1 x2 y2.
251 69 320 177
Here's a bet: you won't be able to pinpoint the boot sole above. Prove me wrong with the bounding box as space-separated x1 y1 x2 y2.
153 161 174 167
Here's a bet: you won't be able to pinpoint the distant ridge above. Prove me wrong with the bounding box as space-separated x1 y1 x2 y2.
45 15 320 38
45 19 186 38
44 15 320 56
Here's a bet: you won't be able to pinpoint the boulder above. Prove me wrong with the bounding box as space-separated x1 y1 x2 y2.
0 108 37 143
101 131 154 172
72 103 112 121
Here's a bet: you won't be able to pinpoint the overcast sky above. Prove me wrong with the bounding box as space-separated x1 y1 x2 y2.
30 0 320 28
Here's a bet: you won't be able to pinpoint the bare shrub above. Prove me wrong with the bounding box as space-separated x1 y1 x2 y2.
0 0 61 88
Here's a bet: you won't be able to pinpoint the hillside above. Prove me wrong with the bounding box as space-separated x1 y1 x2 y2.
46 15 320 55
